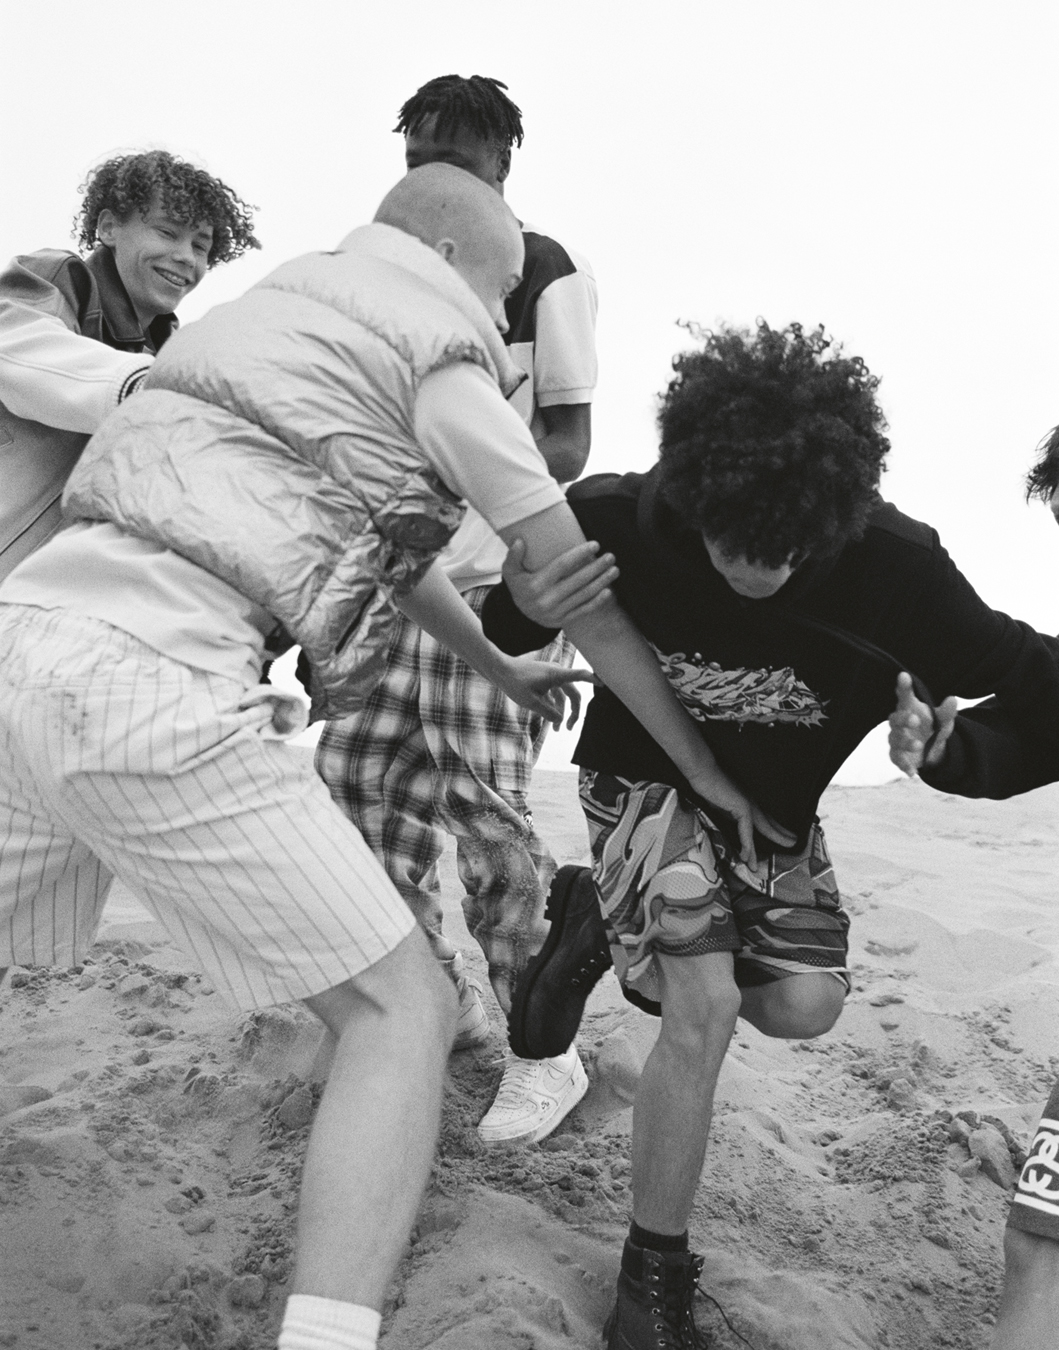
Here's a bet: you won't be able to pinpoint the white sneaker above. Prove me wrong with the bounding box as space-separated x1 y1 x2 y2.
476 1046 588 1144
441 951 491 1051
453 973 491 1050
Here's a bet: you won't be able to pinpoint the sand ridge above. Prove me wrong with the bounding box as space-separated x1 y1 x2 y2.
1 772 1057 1348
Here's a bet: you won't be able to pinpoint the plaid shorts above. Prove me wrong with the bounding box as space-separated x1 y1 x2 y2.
1008 1078 1059 1241
579 770 851 1010
316 586 573 1008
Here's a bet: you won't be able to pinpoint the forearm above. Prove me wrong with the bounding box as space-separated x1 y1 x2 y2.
536 429 589 484
564 598 721 787
535 401 591 484
396 562 510 685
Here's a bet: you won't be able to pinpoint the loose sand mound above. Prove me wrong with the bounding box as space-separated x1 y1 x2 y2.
1 773 1057 1349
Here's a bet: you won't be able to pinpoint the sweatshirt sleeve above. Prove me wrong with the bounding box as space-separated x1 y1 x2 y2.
479 578 561 654
0 256 152 432
901 541 1059 799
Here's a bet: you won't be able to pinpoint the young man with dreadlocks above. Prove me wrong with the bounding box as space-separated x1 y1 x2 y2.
890 427 1059 1350
0 149 258 581
316 74 600 1144
482 321 1059 1348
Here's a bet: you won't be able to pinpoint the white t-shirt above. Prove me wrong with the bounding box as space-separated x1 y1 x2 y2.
0 361 564 684
440 223 598 592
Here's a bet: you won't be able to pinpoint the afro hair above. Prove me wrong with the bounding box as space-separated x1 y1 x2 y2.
657 321 890 567
1026 425 1059 503
75 149 259 268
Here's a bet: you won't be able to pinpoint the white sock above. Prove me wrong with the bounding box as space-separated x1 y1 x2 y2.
278 1295 381 1350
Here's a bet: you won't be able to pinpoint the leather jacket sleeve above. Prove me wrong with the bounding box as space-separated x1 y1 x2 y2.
0 254 152 433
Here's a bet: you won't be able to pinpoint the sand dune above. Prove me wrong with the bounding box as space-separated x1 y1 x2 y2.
1 771 1057 1349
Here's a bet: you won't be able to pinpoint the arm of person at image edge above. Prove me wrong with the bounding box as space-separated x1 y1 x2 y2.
401 362 792 868
886 542 1059 797
524 248 597 484
0 253 154 430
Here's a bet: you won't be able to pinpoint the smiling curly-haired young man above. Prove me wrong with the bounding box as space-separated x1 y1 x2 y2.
483 320 1059 1348
0 148 258 580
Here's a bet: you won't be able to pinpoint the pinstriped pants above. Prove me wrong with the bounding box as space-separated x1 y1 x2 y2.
0 605 414 1010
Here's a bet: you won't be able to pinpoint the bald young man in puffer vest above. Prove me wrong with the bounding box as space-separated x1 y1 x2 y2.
0 164 772 1350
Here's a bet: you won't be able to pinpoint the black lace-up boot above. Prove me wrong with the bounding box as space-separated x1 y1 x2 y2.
603 1239 708 1349
508 864 612 1059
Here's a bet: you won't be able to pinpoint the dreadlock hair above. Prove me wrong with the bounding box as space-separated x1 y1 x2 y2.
657 321 890 568
394 74 524 149
1026 425 1059 503
75 150 259 268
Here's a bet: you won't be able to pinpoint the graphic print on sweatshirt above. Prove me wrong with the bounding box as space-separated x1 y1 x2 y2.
651 644 829 728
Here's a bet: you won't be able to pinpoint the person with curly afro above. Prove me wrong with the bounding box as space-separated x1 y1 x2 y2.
480 320 1059 1348
0 148 258 580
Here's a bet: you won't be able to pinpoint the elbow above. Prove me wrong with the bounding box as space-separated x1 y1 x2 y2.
554 436 591 484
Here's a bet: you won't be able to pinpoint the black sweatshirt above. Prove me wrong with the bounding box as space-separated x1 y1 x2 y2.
481 468 1059 845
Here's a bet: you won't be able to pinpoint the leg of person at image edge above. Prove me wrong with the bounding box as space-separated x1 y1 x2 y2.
510 775 849 1348
316 595 588 1145
990 1078 1059 1350
0 610 456 1350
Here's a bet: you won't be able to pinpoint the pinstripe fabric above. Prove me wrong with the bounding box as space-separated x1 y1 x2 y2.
0 605 414 1009
315 586 571 1009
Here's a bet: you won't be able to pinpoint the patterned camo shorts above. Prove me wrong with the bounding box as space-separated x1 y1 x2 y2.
1008 1078 1059 1240
578 770 851 1011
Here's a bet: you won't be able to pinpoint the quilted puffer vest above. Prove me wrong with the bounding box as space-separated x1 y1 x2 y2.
64 224 525 716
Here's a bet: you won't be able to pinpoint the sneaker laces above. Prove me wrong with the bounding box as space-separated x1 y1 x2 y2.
490 1057 547 1110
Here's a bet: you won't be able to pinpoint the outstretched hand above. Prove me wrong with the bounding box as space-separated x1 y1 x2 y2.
495 655 598 729
888 672 957 776
503 537 619 629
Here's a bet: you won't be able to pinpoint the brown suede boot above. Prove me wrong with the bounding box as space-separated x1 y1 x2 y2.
602 1239 708 1349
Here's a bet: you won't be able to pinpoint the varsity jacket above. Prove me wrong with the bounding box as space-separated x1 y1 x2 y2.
64 223 526 718
482 467 1059 844
0 247 174 580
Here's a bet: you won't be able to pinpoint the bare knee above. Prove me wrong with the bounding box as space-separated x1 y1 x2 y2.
304 930 456 1043
740 973 845 1039
660 981 742 1057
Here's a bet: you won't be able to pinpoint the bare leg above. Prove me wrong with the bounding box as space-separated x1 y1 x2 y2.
292 927 456 1308
991 1228 1059 1350
632 952 741 1233
739 972 846 1039
632 965 845 1234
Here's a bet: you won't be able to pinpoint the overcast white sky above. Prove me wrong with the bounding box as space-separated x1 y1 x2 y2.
4 1 1058 781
